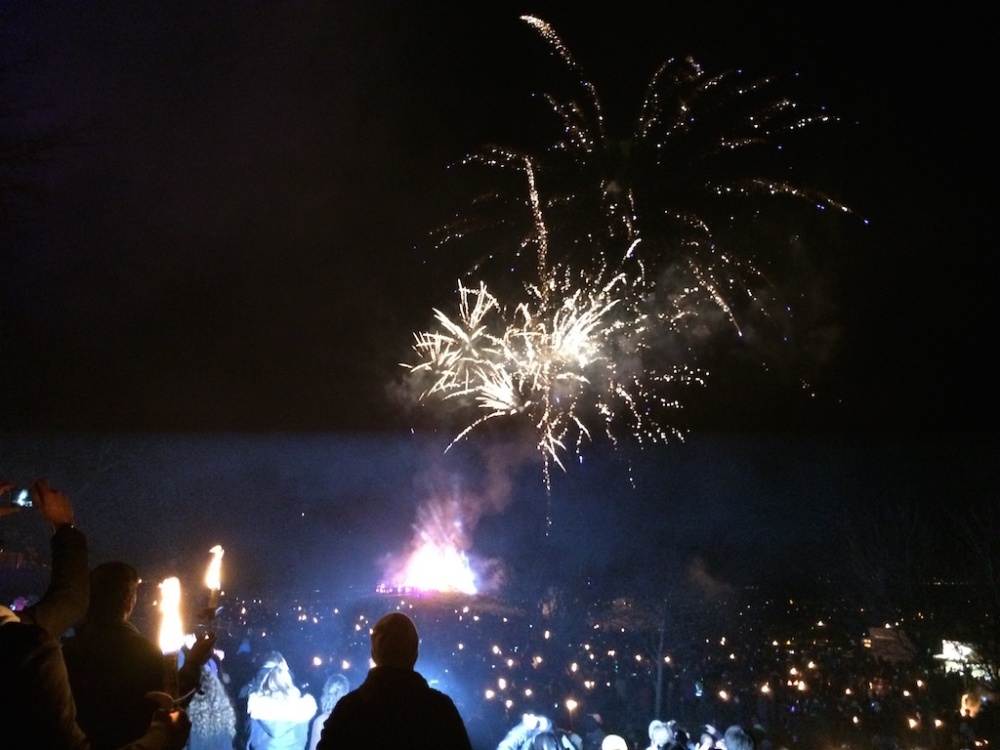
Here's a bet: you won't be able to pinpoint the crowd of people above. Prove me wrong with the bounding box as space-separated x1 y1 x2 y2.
4 479 971 749
0 479 476 749
491 709 762 750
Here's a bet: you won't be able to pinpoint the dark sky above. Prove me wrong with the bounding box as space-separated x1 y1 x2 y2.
1 1 993 438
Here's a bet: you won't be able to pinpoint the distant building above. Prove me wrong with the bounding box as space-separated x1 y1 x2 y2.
863 626 916 663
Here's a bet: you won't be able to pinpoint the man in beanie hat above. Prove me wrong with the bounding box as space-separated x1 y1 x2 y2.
370 611 419 669
317 612 472 749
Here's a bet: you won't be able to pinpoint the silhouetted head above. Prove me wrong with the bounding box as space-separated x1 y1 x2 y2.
87 561 139 622
370 612 419 669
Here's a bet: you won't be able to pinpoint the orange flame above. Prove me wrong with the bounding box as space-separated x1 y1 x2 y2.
157 577 185 654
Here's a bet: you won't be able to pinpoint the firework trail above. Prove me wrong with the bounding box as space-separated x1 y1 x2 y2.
405 16 858 483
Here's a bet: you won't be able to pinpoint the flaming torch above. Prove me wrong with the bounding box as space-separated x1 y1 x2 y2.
204 545 224 633
157 576 184 700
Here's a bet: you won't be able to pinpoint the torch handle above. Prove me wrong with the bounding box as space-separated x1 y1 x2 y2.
162 652 179 700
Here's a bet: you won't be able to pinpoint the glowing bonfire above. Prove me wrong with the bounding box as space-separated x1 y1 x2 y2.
376 540 478 596
378 495 502 597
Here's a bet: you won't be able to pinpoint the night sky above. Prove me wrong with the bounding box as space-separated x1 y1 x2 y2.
1 3 996 593
1 1 993 436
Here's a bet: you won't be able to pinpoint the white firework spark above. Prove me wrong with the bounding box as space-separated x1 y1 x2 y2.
408 261 704 486
407 16 858 484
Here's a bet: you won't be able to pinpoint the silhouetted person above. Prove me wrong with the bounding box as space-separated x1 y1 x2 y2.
1 479 190 749
577 713 606 750
63 560 214 750
317 611 472 749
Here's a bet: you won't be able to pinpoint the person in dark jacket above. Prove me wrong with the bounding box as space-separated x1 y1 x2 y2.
317 611 472 750
63 560 215 750
0 479 190 750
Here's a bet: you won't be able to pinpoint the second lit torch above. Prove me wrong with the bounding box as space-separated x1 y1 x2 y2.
205 545 224 634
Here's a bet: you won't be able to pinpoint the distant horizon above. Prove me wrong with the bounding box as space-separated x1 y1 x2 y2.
2 431 993 610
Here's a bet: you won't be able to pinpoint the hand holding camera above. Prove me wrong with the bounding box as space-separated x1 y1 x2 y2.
2 479 75 530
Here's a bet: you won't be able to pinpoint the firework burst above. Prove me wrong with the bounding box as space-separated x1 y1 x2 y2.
406 16 858 481
408 211 705 486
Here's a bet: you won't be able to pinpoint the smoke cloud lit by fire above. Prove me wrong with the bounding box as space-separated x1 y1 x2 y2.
377 443 535 595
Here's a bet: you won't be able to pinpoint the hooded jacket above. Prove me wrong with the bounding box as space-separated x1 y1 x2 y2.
246 686 317 750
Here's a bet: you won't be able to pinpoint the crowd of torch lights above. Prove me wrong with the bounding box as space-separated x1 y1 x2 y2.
138 548 995 750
